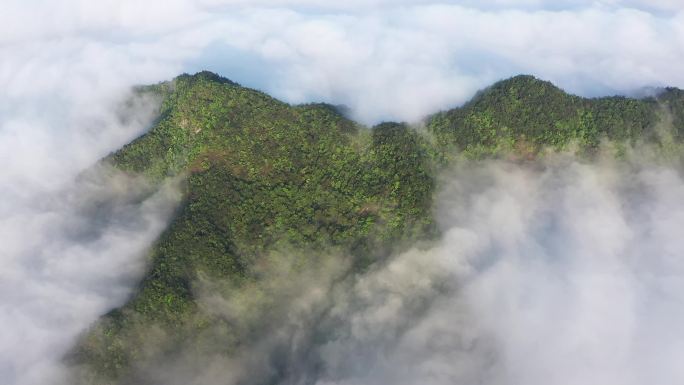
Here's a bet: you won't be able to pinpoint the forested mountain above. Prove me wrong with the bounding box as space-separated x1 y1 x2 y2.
428 75 682 158
69 71 684 384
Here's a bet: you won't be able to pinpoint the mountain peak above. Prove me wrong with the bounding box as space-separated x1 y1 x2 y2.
176 70 238 86
476 74 569 104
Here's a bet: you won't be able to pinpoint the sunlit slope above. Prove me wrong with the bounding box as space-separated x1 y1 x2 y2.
71 72 684 383
427 75 684 157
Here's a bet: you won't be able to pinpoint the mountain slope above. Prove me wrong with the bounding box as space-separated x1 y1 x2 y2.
426 75 675 158
70 72 436 383
70 72 684 384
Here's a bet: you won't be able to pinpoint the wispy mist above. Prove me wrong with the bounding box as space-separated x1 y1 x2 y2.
0 93 182 385
119 156 684 385
313 158 684 385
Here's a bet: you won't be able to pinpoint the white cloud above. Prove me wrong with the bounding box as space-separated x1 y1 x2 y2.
188 3 684 122
0 167 181 385
129 158 684 385
307 159 684 385
387 159 684 385
4 1 684 124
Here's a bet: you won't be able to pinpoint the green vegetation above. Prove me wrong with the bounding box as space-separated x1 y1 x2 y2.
71 72 684 383
71 72 435 383
426 75 670 159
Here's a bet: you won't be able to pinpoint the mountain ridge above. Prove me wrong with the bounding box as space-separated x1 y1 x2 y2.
69 71 684 384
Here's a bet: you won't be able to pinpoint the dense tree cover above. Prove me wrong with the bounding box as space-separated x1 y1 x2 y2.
71 72 435 383
658 87 684 139
71 72 684 383
426 75 669 158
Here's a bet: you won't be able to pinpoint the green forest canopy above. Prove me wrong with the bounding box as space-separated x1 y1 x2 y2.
70 71 684 384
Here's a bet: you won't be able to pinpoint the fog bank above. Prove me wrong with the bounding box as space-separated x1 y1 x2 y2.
314 158 684 385
134 157 684 385
3 1 684 124
0 95 182 385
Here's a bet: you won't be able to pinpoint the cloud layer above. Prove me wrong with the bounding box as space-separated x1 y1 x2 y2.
3 1 684 124
0 93 182 385
332 158 684 385
138 157 684 385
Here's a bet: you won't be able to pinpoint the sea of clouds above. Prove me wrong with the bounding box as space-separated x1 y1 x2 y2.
3 1 684 124
2 1 684 384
